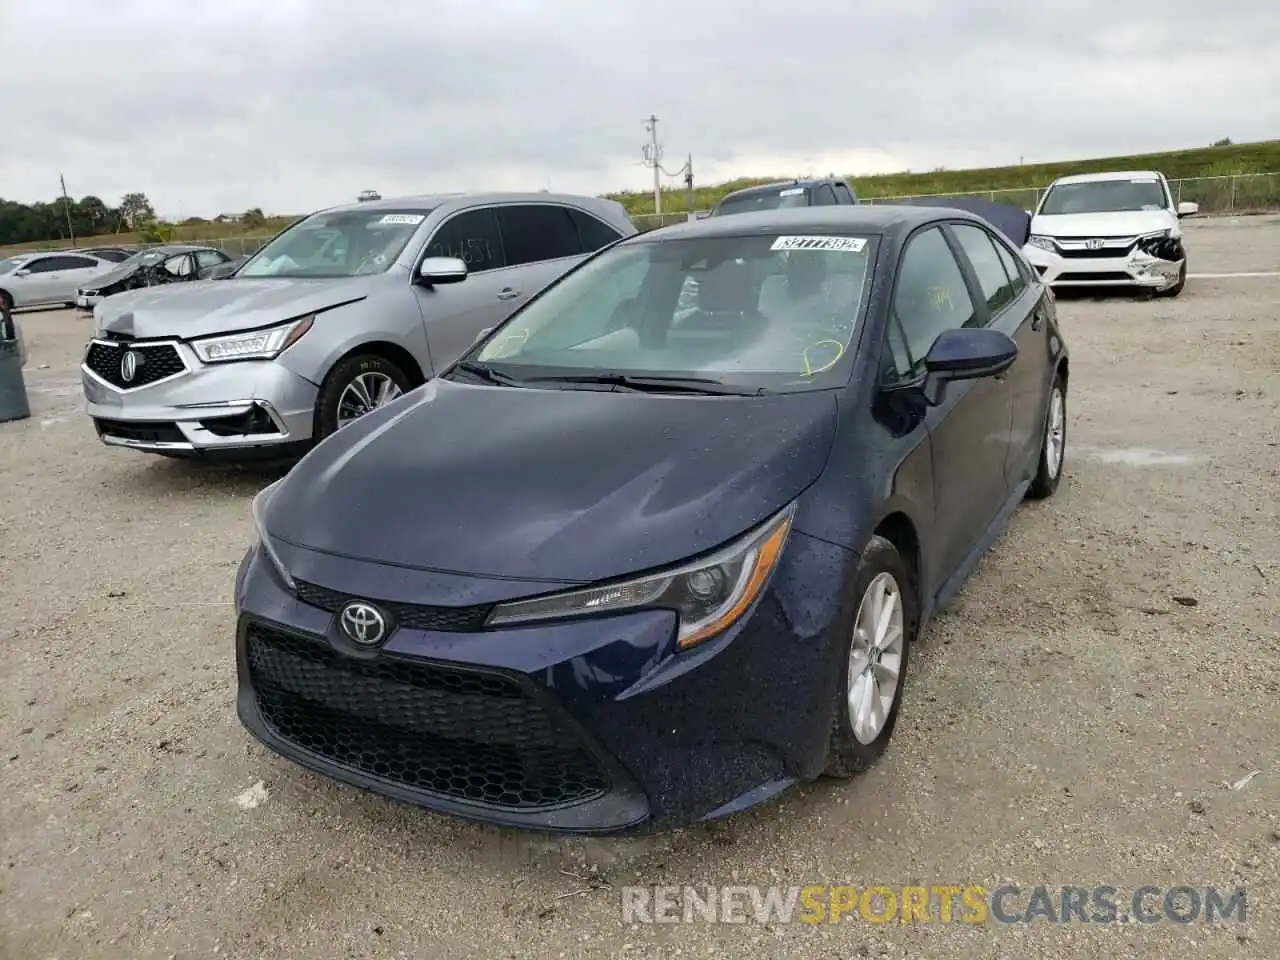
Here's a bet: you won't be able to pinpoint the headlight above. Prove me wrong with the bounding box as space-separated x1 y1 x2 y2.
1027 235 1056 253
250 480 296 591
191 315 313 364
486 502 797 650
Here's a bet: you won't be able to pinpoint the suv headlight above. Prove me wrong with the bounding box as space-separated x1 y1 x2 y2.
1027 235 1056 252
487 502 796 650
250 480 295 591
191 315 314 363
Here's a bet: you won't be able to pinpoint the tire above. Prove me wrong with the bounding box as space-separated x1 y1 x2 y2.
1159 259 1187 298
313 353 412 442
823 535 918 778
1026 372 1067 500
0 291 12 312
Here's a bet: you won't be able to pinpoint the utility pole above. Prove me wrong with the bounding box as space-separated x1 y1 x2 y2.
642 115 663 216
59 173 76 246
685 153 695 220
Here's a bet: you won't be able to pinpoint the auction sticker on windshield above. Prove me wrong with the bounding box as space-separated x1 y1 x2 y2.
772 236 868 252
778 188 806 197
378 214 426 226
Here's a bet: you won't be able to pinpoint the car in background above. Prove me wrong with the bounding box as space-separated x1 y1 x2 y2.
78 247 136 263
81 192 637 461
234 203 1069 831
0 251 115 312
75 244 237 311
710 178 857 217
1023 170 1198 296
198 254 247 280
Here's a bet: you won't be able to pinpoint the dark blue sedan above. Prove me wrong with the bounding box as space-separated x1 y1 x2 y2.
234 204 1069 833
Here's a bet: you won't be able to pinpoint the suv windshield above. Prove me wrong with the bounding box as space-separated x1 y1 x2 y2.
714 186 812 217
1039 178 1169 215
237 208 433 279
467 231 878 392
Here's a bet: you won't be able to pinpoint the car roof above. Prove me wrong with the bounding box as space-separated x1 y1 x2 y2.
718 178 842 200
1049 170 1163 186
312 191 621 216
626 205 962 242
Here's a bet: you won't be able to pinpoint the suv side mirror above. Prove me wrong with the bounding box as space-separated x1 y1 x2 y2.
921 328 1018 406
417 256 467 286
13 268 30 277
1176 201 1199 218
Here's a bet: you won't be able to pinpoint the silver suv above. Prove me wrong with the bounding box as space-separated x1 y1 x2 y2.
81 192 636 462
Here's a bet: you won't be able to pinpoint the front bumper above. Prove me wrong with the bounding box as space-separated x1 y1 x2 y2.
75 291 103 311
1023 242 1183 289
82 338 318 457
233 532 850 833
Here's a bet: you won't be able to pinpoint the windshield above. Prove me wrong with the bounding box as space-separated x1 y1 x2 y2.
467 231 878 392
0 258 22 276
1039 178 1169 215
714 186 811 217
236 208 432 279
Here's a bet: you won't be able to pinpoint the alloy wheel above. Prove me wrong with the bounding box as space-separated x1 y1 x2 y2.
1045 386 1066 479
847 571 905 745
336 372 402 428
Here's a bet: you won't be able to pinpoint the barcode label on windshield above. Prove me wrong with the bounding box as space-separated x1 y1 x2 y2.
772 235 867 252
378 214 426 225
778 188 806 197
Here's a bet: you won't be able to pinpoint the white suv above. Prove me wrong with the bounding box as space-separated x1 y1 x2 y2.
1023 170 1198 296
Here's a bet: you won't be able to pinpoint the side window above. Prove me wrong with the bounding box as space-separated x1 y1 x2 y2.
21 257 58 273
194 250 226 269
425 208 505 272
990 235 1029 299
812 184 838 206
834 183 855 204
162 254 194 277
498 204 582 266
887 227 977 379
568 208 624 253
951 224 1017 315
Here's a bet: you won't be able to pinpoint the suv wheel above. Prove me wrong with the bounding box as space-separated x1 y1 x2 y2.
314 353 411 441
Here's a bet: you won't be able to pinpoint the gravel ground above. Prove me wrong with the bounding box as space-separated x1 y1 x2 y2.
2 216 1278 960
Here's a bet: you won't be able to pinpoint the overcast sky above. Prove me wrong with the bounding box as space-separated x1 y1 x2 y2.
3 0 1278 218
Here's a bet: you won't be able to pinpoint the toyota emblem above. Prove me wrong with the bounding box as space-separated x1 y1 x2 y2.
120 350 142 383
338 601 388 646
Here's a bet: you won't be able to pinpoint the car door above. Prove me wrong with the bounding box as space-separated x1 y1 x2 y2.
495 203 587 302
411 206 515 372
885 225 1013 584
55 254 111 301
12 255 62 305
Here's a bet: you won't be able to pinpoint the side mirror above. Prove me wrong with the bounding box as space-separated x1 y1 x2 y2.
473 326 492 344
417 256 467 286
14 269 30 277
1176 201 1199 218
921 328 1018 406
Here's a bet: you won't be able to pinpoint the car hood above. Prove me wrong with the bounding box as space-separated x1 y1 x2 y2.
1031 209 1175 238
94 276 374 339
263 378 839 584
85 261 141 290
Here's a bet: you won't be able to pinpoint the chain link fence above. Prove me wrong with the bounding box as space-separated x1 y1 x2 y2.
630 173 1280 229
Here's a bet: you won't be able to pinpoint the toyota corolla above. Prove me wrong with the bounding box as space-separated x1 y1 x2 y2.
235 204 1069 832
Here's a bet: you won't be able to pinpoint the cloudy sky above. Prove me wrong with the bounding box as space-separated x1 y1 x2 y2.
3 0 1278 217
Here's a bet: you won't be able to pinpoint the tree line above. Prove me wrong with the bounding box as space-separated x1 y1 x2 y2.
0 192 157 246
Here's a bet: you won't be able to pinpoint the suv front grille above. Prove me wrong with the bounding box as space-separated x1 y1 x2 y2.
245 623 610 809
294 579 493 633
85 340 185 389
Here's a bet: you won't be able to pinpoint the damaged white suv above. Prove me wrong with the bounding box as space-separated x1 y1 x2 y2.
1023 170 1198 296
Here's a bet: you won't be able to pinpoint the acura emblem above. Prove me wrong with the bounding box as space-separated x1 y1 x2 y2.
338 601 388 646
120 350 141 383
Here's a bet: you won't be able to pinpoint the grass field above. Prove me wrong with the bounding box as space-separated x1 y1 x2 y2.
3 139 1278 255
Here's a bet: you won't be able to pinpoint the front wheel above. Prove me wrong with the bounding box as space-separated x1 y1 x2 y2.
823 535 917 777
1027 373 1066 500
313 353 411 442
1159 259 1187 298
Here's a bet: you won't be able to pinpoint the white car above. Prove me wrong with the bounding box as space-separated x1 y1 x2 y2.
1023 170 1198 296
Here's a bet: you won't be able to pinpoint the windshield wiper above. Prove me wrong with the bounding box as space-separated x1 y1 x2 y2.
448 360 526 387
522 372 765 395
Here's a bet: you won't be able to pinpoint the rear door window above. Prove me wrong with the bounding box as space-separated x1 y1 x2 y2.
498 204 583 266
568 208 624 252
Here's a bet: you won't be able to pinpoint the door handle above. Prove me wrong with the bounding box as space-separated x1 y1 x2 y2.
497 288 521 301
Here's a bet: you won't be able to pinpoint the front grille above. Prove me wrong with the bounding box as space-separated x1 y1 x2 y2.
94 419 186 444
295 579 493 632
1057 243 1136 259
1056 271 1131 282
85 340 185 389
245 623 610 809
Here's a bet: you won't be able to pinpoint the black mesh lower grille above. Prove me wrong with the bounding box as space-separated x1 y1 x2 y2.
245 623 610 809
95 418 185 444
294 579 492 632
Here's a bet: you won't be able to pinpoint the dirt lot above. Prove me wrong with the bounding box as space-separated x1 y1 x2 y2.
2 216 1278 960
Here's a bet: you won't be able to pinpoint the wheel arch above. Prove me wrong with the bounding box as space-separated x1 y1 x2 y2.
320 340 428 390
